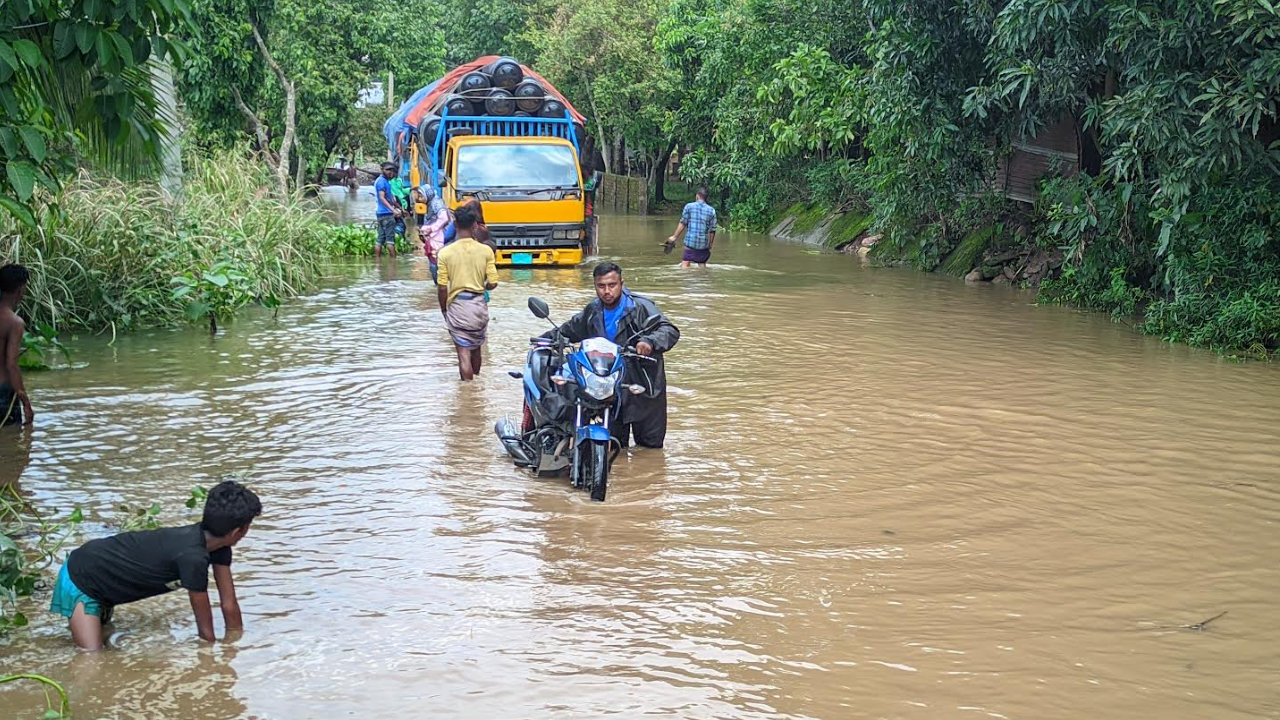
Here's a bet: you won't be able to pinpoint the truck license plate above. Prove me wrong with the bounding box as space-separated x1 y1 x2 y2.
511 252 533 264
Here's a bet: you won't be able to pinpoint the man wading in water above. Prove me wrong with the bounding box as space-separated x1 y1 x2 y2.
374 162 403 258
666 187 718 268
1 264 33 426
542 263 680 448
437 204 498 381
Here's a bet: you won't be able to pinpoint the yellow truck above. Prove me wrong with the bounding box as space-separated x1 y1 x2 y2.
409 113 600 267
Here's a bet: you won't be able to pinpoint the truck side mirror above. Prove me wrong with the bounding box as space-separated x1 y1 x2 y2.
587 170 603 190
435 170 447 188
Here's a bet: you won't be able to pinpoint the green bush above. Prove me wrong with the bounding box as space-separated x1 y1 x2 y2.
804 159 864 210
0 151 369 332
322 223 412 256
725 190 777 232
1036 175 1279 354
1139 185 1280 354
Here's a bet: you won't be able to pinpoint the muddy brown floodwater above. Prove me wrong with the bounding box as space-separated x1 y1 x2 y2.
2 191 1279 720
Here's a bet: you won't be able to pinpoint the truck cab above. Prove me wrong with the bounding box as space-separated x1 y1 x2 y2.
411 114 599 266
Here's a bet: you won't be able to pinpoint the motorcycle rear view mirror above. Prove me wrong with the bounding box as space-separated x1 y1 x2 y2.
628 315 661 343
527 297 551 320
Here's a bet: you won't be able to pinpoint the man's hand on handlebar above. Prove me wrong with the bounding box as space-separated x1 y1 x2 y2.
635 341 654 356
625 345 658 363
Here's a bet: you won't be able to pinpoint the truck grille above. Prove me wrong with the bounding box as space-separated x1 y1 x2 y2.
488 224 582 248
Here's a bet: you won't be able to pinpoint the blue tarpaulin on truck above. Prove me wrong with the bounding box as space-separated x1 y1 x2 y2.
382 80 441 181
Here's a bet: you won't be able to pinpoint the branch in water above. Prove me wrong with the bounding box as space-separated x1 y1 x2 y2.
1182 611 1227 632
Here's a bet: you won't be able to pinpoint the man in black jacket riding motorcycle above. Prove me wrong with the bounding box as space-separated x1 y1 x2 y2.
542 262 680 448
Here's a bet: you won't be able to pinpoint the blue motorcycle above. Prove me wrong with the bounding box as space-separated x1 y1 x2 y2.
495 297 657 501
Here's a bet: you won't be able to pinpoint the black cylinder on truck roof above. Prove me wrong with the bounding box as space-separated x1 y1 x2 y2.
485 88 516 116
459 71 491 93
485 57 524 89
417 113 442 144
443 95 476 117
538 98 567 119
513 80 545 113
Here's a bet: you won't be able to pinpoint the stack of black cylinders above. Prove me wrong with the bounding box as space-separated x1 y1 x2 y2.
427 58 573 121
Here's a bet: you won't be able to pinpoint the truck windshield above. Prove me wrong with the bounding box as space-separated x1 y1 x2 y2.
456 144 578 190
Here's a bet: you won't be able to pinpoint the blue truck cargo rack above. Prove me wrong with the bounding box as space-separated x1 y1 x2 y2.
428 109 581 182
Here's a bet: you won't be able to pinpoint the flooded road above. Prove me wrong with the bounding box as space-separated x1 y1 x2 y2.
2 196 1280 720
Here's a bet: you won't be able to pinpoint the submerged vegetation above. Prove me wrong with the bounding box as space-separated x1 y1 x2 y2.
18 323 72 371
0 152 384 334
0 485 81 632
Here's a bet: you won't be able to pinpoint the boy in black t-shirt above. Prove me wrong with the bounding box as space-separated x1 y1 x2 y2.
50 481 262 650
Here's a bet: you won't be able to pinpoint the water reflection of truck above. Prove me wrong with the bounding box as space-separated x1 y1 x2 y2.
391 57 600 267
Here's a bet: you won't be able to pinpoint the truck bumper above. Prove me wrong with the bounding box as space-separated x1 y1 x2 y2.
495 247 584 267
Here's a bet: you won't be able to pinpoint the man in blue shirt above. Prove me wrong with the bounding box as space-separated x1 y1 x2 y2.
541 263 680 448
374 162 403 258
667 187 718 268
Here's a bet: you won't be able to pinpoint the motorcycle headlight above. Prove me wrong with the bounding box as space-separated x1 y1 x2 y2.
582 371 619 400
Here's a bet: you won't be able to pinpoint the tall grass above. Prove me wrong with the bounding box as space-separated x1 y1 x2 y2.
0 152 340 332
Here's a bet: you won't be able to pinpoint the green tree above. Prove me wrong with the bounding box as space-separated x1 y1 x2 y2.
968 0 1280 238
439 0 550 65
654 0 866 220
180 0 445 190
0 0 190 225
966 0 1280 350
525 0 679 187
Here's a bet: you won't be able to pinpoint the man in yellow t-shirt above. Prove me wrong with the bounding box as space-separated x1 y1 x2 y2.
437 204 499 381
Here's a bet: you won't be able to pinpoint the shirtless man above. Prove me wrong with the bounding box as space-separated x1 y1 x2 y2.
1 264 33 426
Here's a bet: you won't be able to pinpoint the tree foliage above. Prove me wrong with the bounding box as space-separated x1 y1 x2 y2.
640 0 1279 350
524 0 678 179
5 0 1274 352
0 0 190 226
967 0 1280 351
439 0 550 65
180 0 445 186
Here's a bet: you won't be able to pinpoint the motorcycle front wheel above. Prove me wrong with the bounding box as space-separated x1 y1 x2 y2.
578 439 609 502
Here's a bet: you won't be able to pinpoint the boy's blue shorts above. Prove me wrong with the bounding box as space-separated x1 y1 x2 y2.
49 563 111 620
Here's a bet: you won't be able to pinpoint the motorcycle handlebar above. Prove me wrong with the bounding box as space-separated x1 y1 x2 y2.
623 349 659 363
528 337 657 364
